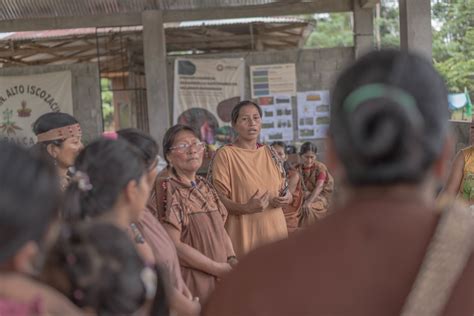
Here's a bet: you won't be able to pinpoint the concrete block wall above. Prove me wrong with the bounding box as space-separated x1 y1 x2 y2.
166 47 355 162
0 63 102 143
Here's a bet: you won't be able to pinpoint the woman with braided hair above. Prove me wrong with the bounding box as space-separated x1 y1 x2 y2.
204 50 474 316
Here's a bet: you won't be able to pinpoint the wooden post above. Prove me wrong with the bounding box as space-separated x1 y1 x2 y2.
142 10 170 145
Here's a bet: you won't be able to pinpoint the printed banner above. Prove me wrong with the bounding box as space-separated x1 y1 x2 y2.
250 64 296 98
173 58 245 145
297 90 330 139
0 71 73 146
259 95 294 142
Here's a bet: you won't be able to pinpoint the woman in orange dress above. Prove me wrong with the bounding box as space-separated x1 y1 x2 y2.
208 101 291 258
297 142 334 228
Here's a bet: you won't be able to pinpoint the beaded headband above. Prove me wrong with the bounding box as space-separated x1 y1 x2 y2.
36 123 82 142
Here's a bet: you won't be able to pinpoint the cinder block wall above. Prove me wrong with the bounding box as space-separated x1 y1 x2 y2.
0 63 102 143
166 47 355 162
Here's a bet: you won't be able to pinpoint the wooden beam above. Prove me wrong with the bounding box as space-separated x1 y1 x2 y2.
0 0 351 32
359 0 380 9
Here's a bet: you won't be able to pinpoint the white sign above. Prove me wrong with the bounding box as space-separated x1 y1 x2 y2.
258 95 294 142
250 64 296 98
297 90 330 139
0 71 73 146
173 58 245 144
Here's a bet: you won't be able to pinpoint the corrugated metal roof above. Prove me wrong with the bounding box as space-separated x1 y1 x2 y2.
0 0 284 21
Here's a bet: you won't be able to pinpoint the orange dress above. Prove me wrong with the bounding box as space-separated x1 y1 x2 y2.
298 161 334 227
209 145 288 258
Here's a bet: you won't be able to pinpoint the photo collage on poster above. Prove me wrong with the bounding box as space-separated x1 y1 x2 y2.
259 95 294 142
296 90 330 140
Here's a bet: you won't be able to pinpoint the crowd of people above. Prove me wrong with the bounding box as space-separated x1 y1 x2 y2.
1 49 473 316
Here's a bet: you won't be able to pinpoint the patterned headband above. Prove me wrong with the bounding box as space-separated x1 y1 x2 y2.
37 123 82 143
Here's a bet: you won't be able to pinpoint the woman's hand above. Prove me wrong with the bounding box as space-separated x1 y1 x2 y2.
245 189 270 213
301 200 312 217
213 262 233 278
270 191 293 208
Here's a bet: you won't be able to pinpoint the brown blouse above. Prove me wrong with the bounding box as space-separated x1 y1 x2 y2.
155 175 231 302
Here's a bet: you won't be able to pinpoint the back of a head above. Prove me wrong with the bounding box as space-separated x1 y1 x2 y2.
63 138 145 221
330 49 449 185
42 222 147 315
0 141 60 264
117 128 159 169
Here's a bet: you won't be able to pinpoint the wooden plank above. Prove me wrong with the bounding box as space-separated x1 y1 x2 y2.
0 0 351 32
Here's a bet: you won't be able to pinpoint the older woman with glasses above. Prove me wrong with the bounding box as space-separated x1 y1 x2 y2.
153 124 236 303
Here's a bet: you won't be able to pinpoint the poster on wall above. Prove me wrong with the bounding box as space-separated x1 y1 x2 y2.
173 58 245 145
250 64 296 98
297 90 330 139
258 94 294 142
0 71 73 146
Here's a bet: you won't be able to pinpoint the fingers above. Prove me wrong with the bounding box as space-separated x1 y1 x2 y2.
250 189 260 199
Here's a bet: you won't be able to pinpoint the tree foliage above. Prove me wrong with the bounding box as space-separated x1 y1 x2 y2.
304 0 473 95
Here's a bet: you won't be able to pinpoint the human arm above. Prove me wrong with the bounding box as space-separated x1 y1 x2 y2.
440 150 465 199
169 288 201 316
217 189 270 215
302 179 325 215
164 224 232 278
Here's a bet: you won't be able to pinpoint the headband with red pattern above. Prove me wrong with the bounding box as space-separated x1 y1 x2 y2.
36 123 82 142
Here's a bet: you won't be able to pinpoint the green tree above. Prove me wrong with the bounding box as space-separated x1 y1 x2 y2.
101 78 114 131
304 13 353 48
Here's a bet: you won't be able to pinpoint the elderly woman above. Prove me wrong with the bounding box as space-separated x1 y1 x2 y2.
297 142 334 227
31 112 83 189
208 101 291 258
155 124 236 303
204 50 474 316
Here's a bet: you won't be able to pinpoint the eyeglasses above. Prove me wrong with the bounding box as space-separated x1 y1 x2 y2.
169 141 206 153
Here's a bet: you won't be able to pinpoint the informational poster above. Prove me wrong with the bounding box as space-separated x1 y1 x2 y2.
173 58 245 144
297 90 330 139
0 71 73 146
258 95 294 142
250 64 296 98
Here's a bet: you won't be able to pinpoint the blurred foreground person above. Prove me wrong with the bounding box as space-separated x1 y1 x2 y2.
0 141 81 315
118 128 201 315
41 222 165 315
204 50 474 316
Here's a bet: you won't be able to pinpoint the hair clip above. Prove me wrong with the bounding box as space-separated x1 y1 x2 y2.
102 131 118 140
70 167 93 192
141 267 157 299
130 223 145 244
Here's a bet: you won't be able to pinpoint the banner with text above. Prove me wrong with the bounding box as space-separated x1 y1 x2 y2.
173 58 244 145
0 71 73 146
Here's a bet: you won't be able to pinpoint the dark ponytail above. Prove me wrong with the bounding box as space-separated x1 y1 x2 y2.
63 138 146 221
329 49 448 185
117 128 159 169
42 222 147 315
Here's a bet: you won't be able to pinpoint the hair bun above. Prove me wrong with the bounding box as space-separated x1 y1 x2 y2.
345 97 426 184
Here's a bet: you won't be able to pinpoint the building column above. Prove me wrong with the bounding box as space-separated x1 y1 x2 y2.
353 0 374 59
399 0 432 61
142 10 170 144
